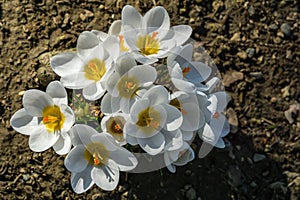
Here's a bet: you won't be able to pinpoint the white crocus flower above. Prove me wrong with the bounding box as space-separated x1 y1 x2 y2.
50 34 119 101
65 124 137 193
164 142 195 173
167 44 212 93
10 81 75 155
121 5 192 64
124 86 183 155
169 91 205 141
198 91 230 149
101 53 157 114
100 112 128 146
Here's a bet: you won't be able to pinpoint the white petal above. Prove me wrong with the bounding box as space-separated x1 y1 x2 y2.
164 129 183 151
109 147 138 171
106 72 121 96
173 144 195 166
90 133 118 152
23 90 53 117
127 65 157 86
115 53 137 76
60 104 75 133
185 61 212 83
166 164 176 173
29 126 59 152
77 31 100 58
122 5 142 29
119 97 134 114
215 138 225 148
53 133 71 155
213 92 229 112
83 81 105 101
64 144 89 173
50 52 84 77
10 108 39 135
60 72 94 89
124 133 138 145
137 132 165 155
71 124 97 147
92 160 119 191
135 54 158 65
142 85 169 106
101 93 120 114
108 20 122 36
172 78 196 93
180 102 201 131
162 104 183 131
181 130 194 141
103 36 120 61
170 25 192 45
91 30 108 42
142 6 170 39
71 165 94 194
46 81 68 105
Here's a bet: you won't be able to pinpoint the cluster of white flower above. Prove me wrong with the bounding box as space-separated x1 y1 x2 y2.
10 5 229 193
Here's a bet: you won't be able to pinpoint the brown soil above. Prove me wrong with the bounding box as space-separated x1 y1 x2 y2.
0 0 299 200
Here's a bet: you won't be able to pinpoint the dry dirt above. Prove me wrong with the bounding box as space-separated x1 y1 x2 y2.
0 0 300 200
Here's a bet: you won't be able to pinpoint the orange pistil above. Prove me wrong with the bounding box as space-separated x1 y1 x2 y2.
119 35 129 52
182 66 191 76
114 123 122 131
93 153 103 166
151 31 159 39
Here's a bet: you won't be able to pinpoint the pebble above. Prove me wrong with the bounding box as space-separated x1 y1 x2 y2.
185 169 192 176
250 181 258 188
250 72 263 80
237 51 247 59
227 107 239 133
186 187 197 200
269 23 278 30
280 23 291 36
230 32 241 42
247 48 255 57
253 153 266 162
228 165 242 187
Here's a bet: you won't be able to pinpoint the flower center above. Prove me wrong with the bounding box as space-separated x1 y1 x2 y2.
84 142 109 166
136 107 161 134
118 35 129 52
106 116 126 143
42 105 65 132
170 98 187 115
117 76 139 98
136 32 160 56
84 58 106 81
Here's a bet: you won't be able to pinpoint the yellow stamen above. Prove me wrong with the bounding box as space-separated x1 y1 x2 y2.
136 32 160 56
84 142 109 166
136 107 161 134
119 35 129 52
117 77 139 99
84 58 106 81
42 105 65 132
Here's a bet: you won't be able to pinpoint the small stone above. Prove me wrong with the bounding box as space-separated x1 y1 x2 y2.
273 37 282 44
185 170 192 176
18 91 25 96
248 6 255 16
247 48 255 57
228 165 242 187
247 157 253 165
269 24 278 30
280 23 291 36
237 51 247 59
227 107 239 133
253 153 266 162
286 50 292 59
230 32 240 42
250 181 258 187
184 185 192 190
262 171 270 176
22 174 30 181
250 72 263 80
270 97 277 103
186 187 197 200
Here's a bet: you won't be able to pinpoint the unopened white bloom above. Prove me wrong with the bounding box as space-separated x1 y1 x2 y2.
124 86 183 155
121 5 192 64
65 124 137 193
10 81 75 155
164 142 195 173
51 33 120 101
101 112 128 146
167 44 212 93
101 53 157 114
